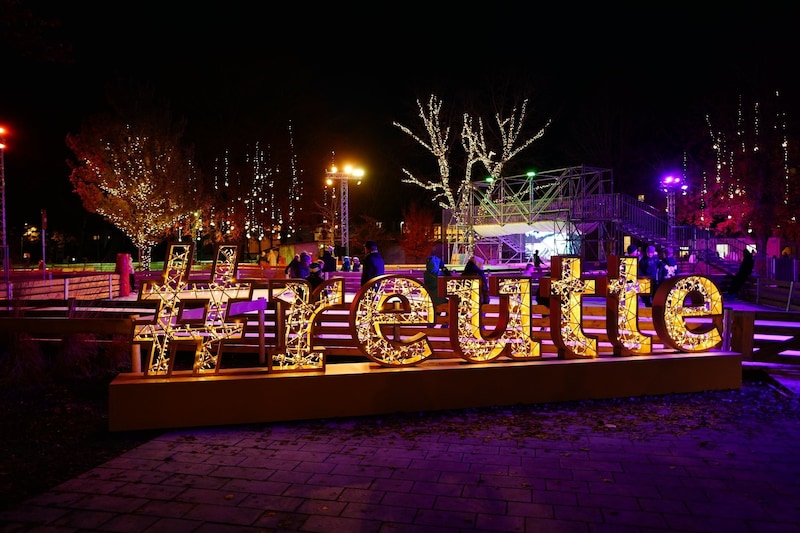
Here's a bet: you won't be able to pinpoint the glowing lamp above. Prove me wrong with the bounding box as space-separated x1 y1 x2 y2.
324 164 365 257
660 174 682 192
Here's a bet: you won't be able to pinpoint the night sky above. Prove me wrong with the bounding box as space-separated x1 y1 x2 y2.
2 2 797 251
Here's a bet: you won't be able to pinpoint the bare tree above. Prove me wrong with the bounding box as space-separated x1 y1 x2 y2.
349 215 386 256
393 94 550 231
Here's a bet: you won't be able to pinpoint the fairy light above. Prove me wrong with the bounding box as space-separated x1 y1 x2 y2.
271 277 346 371
77 127 195 270
775 90 791 210
286 121 302 240
607 255 652 355
208 123 303 250
135 243 250 376
446 276 540 362
550 256 598 358
243 141 270 243
127 251 727 379
685 89 797 267
652 276 723 352
353 275 436 366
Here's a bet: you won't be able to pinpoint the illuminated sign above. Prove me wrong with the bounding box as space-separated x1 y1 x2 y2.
134 243 251 376
133 248 724 377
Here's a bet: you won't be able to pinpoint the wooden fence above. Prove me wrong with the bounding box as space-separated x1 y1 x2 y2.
742 278 800 312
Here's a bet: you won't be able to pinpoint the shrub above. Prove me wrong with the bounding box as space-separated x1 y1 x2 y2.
0 332 49 386
56 334 100 379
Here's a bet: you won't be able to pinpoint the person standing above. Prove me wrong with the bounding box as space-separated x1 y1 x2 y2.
462 255 490 305
258 250 269 268
285 254 301 278
115 253 135 297
286 251 311 279
306 262 325 290
657 246 679 291
360 241 385 286
639 245 658 307
532 250 544 272
321 246 337 280
625 244 641 259
522 263 536 276
424 255 448 306
728 248 754 298
297 251 312 280
624 244 641 279
266 248 278 266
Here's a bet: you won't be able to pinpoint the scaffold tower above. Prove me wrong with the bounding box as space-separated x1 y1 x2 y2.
445 165 615 265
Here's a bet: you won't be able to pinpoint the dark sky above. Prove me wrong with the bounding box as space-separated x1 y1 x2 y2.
2 2 797 245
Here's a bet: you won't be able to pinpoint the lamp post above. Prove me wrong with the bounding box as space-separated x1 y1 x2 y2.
325 164 364 258
21 223 27 263
659 174 686 246
0 126 8 287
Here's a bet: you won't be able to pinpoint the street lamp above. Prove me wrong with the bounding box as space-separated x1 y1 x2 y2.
325 164 364 257
21 223 27 262
660 174 686 245
0 126 8 287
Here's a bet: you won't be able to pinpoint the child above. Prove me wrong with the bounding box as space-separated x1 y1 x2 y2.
306 262 325 290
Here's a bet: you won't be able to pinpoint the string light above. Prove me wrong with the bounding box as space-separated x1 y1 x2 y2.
209 124 302 249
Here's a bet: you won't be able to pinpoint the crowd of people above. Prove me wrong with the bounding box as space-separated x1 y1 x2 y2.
277 243 492 310
625 244 679 306
280 243 378 292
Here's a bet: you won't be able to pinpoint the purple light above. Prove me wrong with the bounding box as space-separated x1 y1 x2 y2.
660 174 683 191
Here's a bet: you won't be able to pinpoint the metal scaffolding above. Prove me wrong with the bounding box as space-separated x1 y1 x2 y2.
445 165 615 265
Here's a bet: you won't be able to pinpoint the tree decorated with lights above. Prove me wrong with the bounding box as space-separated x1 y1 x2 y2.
67 104 198 270
206 123 303 258
393 94 550 256
678 90 799 256
207 148 253 247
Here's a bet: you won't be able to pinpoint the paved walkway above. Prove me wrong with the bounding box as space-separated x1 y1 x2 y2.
2 371 800 532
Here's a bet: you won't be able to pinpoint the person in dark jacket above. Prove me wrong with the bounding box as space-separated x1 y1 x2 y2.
532 250 545 272
306 261 325 290
728 248 755 298
320 247 337 280
462 255 490 305
360 241 385 286
285 254 301 278
285 251 311 279
424 255 448 306
639 245 658 306
656 246 679 293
